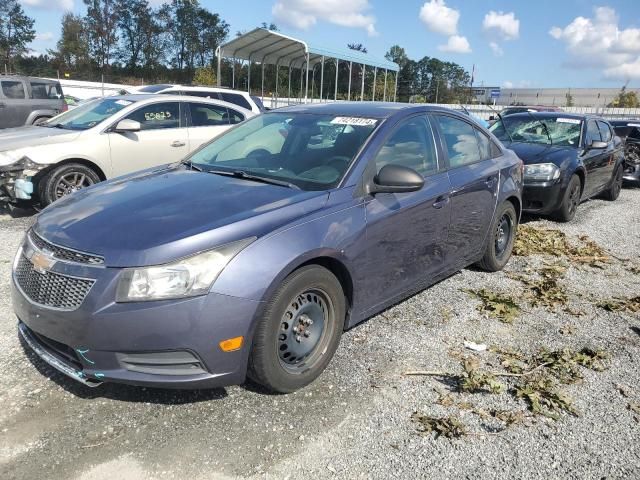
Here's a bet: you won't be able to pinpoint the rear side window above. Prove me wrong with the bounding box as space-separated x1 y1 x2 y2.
597 121 612 142
586 120 602 144
475 129 502 160
250 95 265 111
189 102 230 126
1 81 26 99
374 116 438 176
30 82 63 99
228 109 244 124
436 115 482 167
126 102 180 130
219 92 252 110
174 90 220 100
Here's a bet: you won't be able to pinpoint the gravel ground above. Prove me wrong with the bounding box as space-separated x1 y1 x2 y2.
0 189 639 480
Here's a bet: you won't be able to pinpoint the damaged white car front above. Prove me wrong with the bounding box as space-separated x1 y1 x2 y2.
0 150 46 203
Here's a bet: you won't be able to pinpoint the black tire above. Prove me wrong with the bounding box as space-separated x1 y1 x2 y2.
476 201 518 272
553 174 581 222
601 164 623 201
38 163 101 207
32 116 50 125
248 265 346 393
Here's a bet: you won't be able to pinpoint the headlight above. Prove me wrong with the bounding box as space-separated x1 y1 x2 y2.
116 237 256 302
524 163 561 182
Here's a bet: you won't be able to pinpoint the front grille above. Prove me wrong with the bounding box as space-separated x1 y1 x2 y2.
14 254 94 310
29 230 104 266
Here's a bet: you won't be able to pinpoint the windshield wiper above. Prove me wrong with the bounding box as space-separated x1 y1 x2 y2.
487 105 513 143
181 159 203 172
205 168 301 190
525 111 553 146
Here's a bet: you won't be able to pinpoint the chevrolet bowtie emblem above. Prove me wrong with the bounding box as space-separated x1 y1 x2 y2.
29 250 56 274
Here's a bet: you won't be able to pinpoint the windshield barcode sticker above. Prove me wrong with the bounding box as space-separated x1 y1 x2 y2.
115 100 133 106
331 117 378 126
556 118 581 124
627 123 640 127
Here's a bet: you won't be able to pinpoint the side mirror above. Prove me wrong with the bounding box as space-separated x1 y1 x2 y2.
114 119 141 133
489 115 495 121
369 164 425 194
589 140 607 150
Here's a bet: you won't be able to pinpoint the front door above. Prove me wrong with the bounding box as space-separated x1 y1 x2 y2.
433 114 500 263
107 101 190 176
363 115 451 309
582 119 611 196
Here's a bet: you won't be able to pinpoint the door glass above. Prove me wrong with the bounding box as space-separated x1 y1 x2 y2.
189 102 229 126
219 92 252 110
228 108 245 124
374 117 437 176
30 82 63 99
597 121 612 142
1 81 26 99
436 116 482 167
126 102 180 130
586 120 602 144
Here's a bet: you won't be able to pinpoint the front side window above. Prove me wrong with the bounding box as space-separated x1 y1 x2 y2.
189 102 230 126
188 113 379 190
374 117 437 176
126 102 180 130
1 81 26 99
597 121 612 142
586 120 601 145
30 82 62 99
43 98 136 130
436 115 482 167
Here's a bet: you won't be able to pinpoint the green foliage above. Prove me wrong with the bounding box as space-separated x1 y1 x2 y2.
515 375 577 420
565 91 574 107
193 66 216 86
608 86 640 108
597 296 640 313
411 413 467 439
459 357 505 394
0 0 35 68
466 289 521 323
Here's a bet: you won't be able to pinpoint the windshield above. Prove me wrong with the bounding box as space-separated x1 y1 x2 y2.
490 116 582 147
43 98 136 130
187 112 379 190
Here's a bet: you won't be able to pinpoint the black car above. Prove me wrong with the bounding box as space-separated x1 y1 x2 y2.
609 119 640 185
490 112 624 222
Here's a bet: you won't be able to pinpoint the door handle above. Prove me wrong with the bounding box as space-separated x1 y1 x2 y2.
432 195 449 209
171 140 186 147
485 175 497 187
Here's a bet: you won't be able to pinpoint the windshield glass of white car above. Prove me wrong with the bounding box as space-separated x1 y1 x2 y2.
43 98 137 130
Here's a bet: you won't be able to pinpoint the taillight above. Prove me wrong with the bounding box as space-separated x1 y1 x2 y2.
61 103 68 112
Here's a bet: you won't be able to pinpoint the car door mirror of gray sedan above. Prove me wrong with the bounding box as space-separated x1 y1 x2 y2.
114 119 141 133
369 164 425 194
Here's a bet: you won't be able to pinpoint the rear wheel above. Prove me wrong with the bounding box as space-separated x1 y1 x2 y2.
39 163 101 207
601 164 623 201
553 174 581 222
248 265 345 393
476 201 517 272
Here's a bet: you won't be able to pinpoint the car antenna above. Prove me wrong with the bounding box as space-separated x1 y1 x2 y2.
487 104 513 143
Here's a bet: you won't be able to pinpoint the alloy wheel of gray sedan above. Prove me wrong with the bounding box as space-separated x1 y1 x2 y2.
55 172 95 199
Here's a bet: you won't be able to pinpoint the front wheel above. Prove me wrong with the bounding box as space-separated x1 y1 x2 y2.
601 164 623 201
248 265 346 393
476 201 518 272
38 163 100 207
553 174 581 222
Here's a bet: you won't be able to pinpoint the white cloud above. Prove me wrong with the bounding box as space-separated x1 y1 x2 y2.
419 0 459 36
35 32 54 42
272 0 378 36
501 80 532 88
502 81 514 88
549 6 640 79
483 11 519 40
489 41 503 57
20 0 73 10
438 35 471 54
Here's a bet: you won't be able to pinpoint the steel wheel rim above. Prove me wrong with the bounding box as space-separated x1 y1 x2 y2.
55 172 94 199
568 183 580 216
278 288 330 373
495 214 511 256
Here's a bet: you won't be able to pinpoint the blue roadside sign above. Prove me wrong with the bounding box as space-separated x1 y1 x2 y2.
490 89 500 99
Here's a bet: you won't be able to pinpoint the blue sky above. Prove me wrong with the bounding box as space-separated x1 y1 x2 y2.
21 0 640 88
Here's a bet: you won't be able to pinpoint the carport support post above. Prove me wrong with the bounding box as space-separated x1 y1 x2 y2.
383 69 388 102
261 61 265 98
394 72 398 102
247 56 251 93
347 62 352 101
304 52 310 102
288 63 292 104
334 59 339 100
319 56 325 102
232 57 235 89
274 60 279 108
360 64 366 101
216 47 222 87
372 67 377 101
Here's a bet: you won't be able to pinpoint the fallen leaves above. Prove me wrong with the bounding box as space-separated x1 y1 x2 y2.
466 289 521 323
597 297 640 313
411 413 467 439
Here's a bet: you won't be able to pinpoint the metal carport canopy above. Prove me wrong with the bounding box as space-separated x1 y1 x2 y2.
216 28 399 102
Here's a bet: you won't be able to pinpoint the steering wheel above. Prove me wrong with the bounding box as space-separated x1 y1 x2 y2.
325 155 351 173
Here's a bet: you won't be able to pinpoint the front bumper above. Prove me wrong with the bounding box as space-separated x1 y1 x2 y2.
623 162 640 183
522 179 565 214
12 243 264 389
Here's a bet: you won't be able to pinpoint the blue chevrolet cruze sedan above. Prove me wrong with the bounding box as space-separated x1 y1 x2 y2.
13 103 523 393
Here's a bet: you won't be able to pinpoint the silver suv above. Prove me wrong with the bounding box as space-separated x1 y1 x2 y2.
0 76 66 129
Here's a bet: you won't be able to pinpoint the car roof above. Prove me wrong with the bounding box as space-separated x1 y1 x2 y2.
273 101 456 119
97 94 254 114
504 105 562 110
502 111 602 121
0 75 59 84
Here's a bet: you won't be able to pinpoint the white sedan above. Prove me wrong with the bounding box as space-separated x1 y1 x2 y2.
0 94 254 206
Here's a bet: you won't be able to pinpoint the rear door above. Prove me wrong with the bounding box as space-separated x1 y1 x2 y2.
186 101 245 150
363 115 451 306
28 80 65 117
433 113 500 264
0 79 30 127
582 119 610 195
107 101 190 175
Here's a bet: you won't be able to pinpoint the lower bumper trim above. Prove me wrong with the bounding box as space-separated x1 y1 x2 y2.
18 322 102 388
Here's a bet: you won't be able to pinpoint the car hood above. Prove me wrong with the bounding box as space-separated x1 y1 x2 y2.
0 126 83 152
505 142 578 166
34 166 328 267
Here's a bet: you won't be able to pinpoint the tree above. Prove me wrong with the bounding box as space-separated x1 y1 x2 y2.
347 43 367 54
565 91 574 107
608 86 640 108
115 0 152 71
50 13 90 71
260 22 278 31
0 0 35 69
193 66 215 85
83 0 119 71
